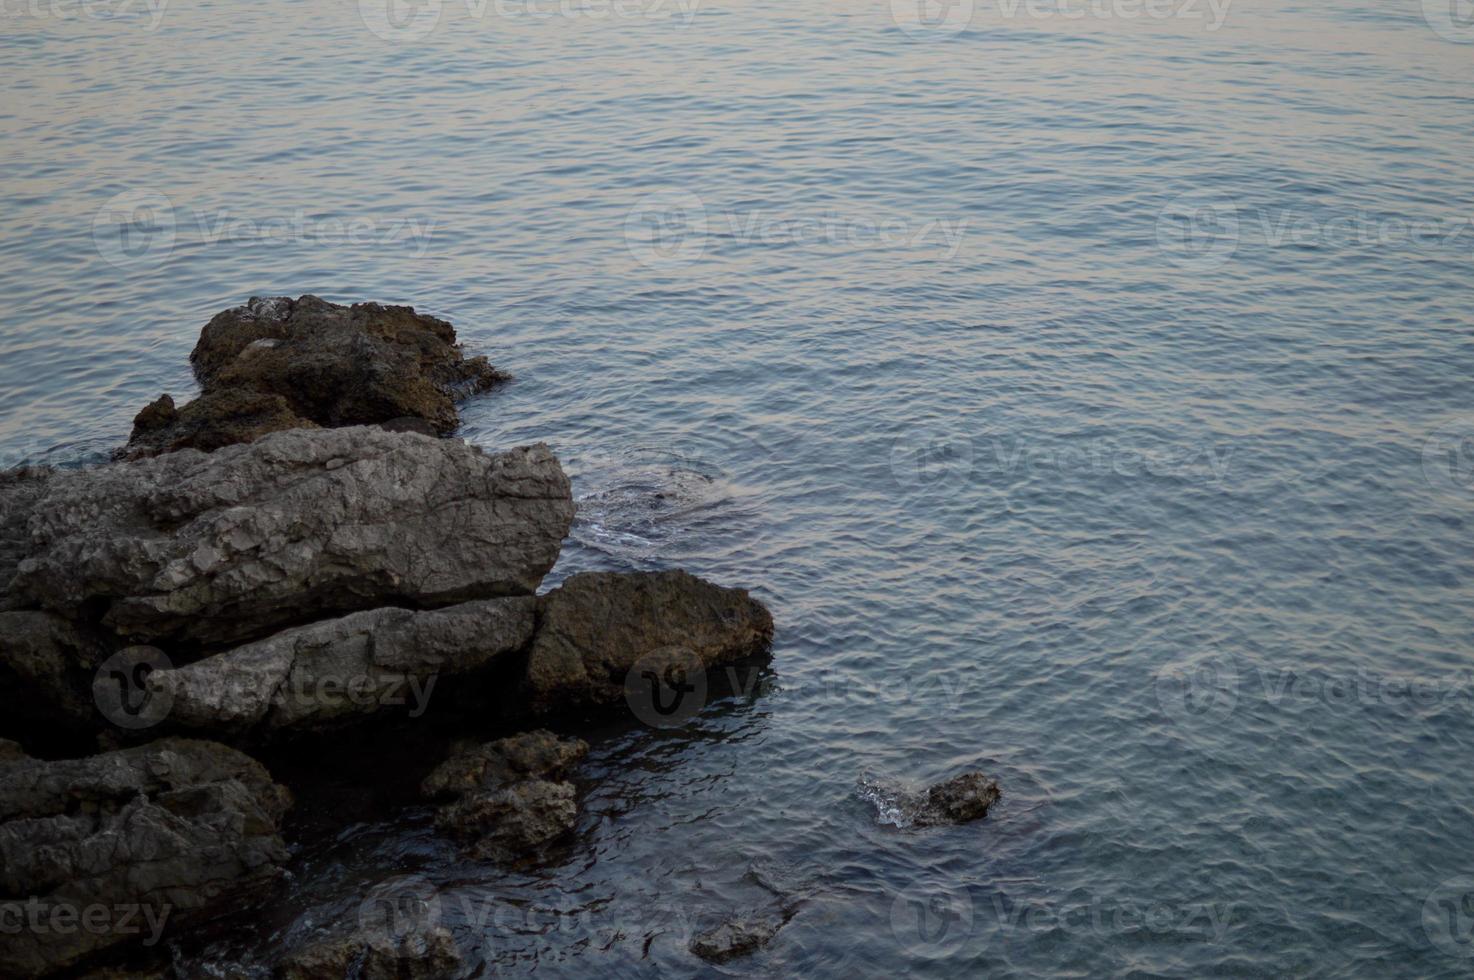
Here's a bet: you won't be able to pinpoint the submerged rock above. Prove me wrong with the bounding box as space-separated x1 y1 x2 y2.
858 770 1002 828
124 295 507 458
11 426 573 647
422 730 588 862
0 738 291 978
278 925 463 980
523 570 774 715
689 911 793 964
150 597 535 737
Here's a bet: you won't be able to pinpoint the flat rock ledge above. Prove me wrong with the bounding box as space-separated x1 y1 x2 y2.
10 426 573 648
0 738 291 978
124 295 508 459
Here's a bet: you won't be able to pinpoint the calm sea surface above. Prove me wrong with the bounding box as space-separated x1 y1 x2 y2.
3 0 1474 975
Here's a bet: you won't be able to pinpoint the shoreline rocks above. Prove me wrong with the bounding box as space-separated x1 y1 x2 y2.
0 738 292 977
124 296 507 459
12 427 573 648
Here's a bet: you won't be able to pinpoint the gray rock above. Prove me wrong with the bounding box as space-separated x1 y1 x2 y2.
0 465 50 604
689 909 794 963
523 570 773 715
124 295 508 459
11 426 573 647
277 925 463 980
0 738 291 978
924 771 1001 825
422 730 588 862
149 597 535 736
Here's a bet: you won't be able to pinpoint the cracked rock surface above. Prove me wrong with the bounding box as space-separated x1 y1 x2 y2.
0 737 291 977
150 597 535 736
10 426 573 647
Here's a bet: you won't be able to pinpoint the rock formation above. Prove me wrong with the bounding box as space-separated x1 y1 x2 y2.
0 738 291 977
123 295 507 458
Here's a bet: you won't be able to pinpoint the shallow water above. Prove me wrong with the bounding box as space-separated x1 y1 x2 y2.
3 0 1474 975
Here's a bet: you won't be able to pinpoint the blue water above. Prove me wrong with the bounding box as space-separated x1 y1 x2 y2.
4 0 1474 975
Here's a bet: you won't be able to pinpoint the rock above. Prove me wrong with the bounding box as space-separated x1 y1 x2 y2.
0 465 51 605
127 390 316 459
0 739 26 762
924 771 1001 824
523 570 773 715
149 597 535 736
278 925 462 980
0 610 113 730
0 738 291 978
689 908 795 963
123 295 508 458
422 730 587 862
12 426 573 647
858 770 1001 827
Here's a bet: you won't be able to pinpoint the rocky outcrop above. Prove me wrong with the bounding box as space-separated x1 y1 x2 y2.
11 426 573 647
0 465 50 607
421 730 587 862
278 925 462 980
523 570 774 715
124 295 507 459
150 597 535 736
0 738 291 977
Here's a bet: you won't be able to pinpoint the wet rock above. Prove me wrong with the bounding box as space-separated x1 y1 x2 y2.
0 738 291 978
689 907 795 963
925 771 1001 824
150 597 535 737
422 730 588 862
858 770 1002 828
0 739 25 762
123 295 508 458
523 570 773 715
277 926 463 980
12 426 573 647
